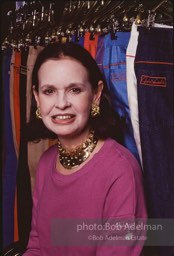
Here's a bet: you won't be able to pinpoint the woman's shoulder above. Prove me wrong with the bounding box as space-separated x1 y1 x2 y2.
41 143 58 163
37 144 58 174
100 138 142 177
103 138 138 163
33 144 58 191
100 139 147 218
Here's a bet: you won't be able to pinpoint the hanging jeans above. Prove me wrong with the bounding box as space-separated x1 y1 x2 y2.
71 35 84 47
135 26 174 217
126 23 174 168
84 32 99 59
103 32 140 162
2 48 18 247
13 50 21 157
135 27 174 256
9 50 17 156
9 49 19 241
17 48 32 247
134 26 174 255
126 23 143 166
95 34 105 73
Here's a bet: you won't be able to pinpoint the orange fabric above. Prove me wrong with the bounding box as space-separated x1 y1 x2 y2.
134 61 174 65
28 139 57 193
48 139 57 147
84 32 99 59
28 140 49 193
13 51 21 153
14 188 19 241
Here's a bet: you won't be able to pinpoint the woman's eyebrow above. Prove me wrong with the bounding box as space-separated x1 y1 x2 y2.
66 82 87 88
39 84 55 89
40 82 87 89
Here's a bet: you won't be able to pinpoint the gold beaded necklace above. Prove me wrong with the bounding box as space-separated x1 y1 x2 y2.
57 130 98 169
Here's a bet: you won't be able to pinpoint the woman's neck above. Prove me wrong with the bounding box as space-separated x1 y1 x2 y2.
57 128 91 150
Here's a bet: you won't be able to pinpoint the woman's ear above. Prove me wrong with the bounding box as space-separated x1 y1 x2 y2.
93 80 104 104
33 85 40 107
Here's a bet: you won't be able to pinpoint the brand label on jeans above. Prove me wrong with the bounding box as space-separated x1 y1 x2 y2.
140 75 167 87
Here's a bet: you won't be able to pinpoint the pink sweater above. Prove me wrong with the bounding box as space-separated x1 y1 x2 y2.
23 138 147 256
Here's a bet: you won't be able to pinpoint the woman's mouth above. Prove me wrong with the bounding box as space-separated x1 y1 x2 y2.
51 114 75 124
54 115 72 120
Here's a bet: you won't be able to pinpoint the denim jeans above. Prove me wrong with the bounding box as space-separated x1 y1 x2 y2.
135 26 174 255
135 26 174 217
126 23 143 166
2 48 18 247
103 32 140 162
95 34 105 73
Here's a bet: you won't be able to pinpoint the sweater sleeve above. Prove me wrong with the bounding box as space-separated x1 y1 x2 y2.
96 157 147 256
22 150 50 256
22 193 40 255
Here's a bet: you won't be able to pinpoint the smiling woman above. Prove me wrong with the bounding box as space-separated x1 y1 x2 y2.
23 42 147 256
33 57 100 142
27 42 123 142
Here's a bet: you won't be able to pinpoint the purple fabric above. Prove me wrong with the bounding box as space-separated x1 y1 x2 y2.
23 138 147 256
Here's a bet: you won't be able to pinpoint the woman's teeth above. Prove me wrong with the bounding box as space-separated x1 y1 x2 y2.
54 115 72 120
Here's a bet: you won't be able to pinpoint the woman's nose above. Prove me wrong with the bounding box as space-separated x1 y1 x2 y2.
54 93 70 109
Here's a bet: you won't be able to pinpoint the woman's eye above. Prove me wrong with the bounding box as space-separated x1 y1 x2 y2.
43 88 54 95
70 88 81 94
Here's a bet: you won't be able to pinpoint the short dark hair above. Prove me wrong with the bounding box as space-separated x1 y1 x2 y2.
27 42 124 142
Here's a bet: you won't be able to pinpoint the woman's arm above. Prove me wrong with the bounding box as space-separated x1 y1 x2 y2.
96 157 147 256
22 192 41 255
22 151 49 256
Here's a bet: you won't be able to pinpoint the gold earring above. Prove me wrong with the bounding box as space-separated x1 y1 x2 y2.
91 103 100 117
36 107 42 119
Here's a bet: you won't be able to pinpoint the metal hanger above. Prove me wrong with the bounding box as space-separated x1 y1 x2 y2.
1 0 173 50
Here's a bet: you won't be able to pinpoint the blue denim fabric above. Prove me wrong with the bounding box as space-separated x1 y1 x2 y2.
71 35 84 47
103 32 140 162
2 48 18 247
135 26 174 217
135 26 174 255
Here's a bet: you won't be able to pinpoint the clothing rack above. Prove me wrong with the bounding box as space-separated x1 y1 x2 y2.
1 0 173 50
2 1 174 253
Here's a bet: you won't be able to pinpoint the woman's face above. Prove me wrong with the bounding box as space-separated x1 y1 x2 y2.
34 57 103 140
